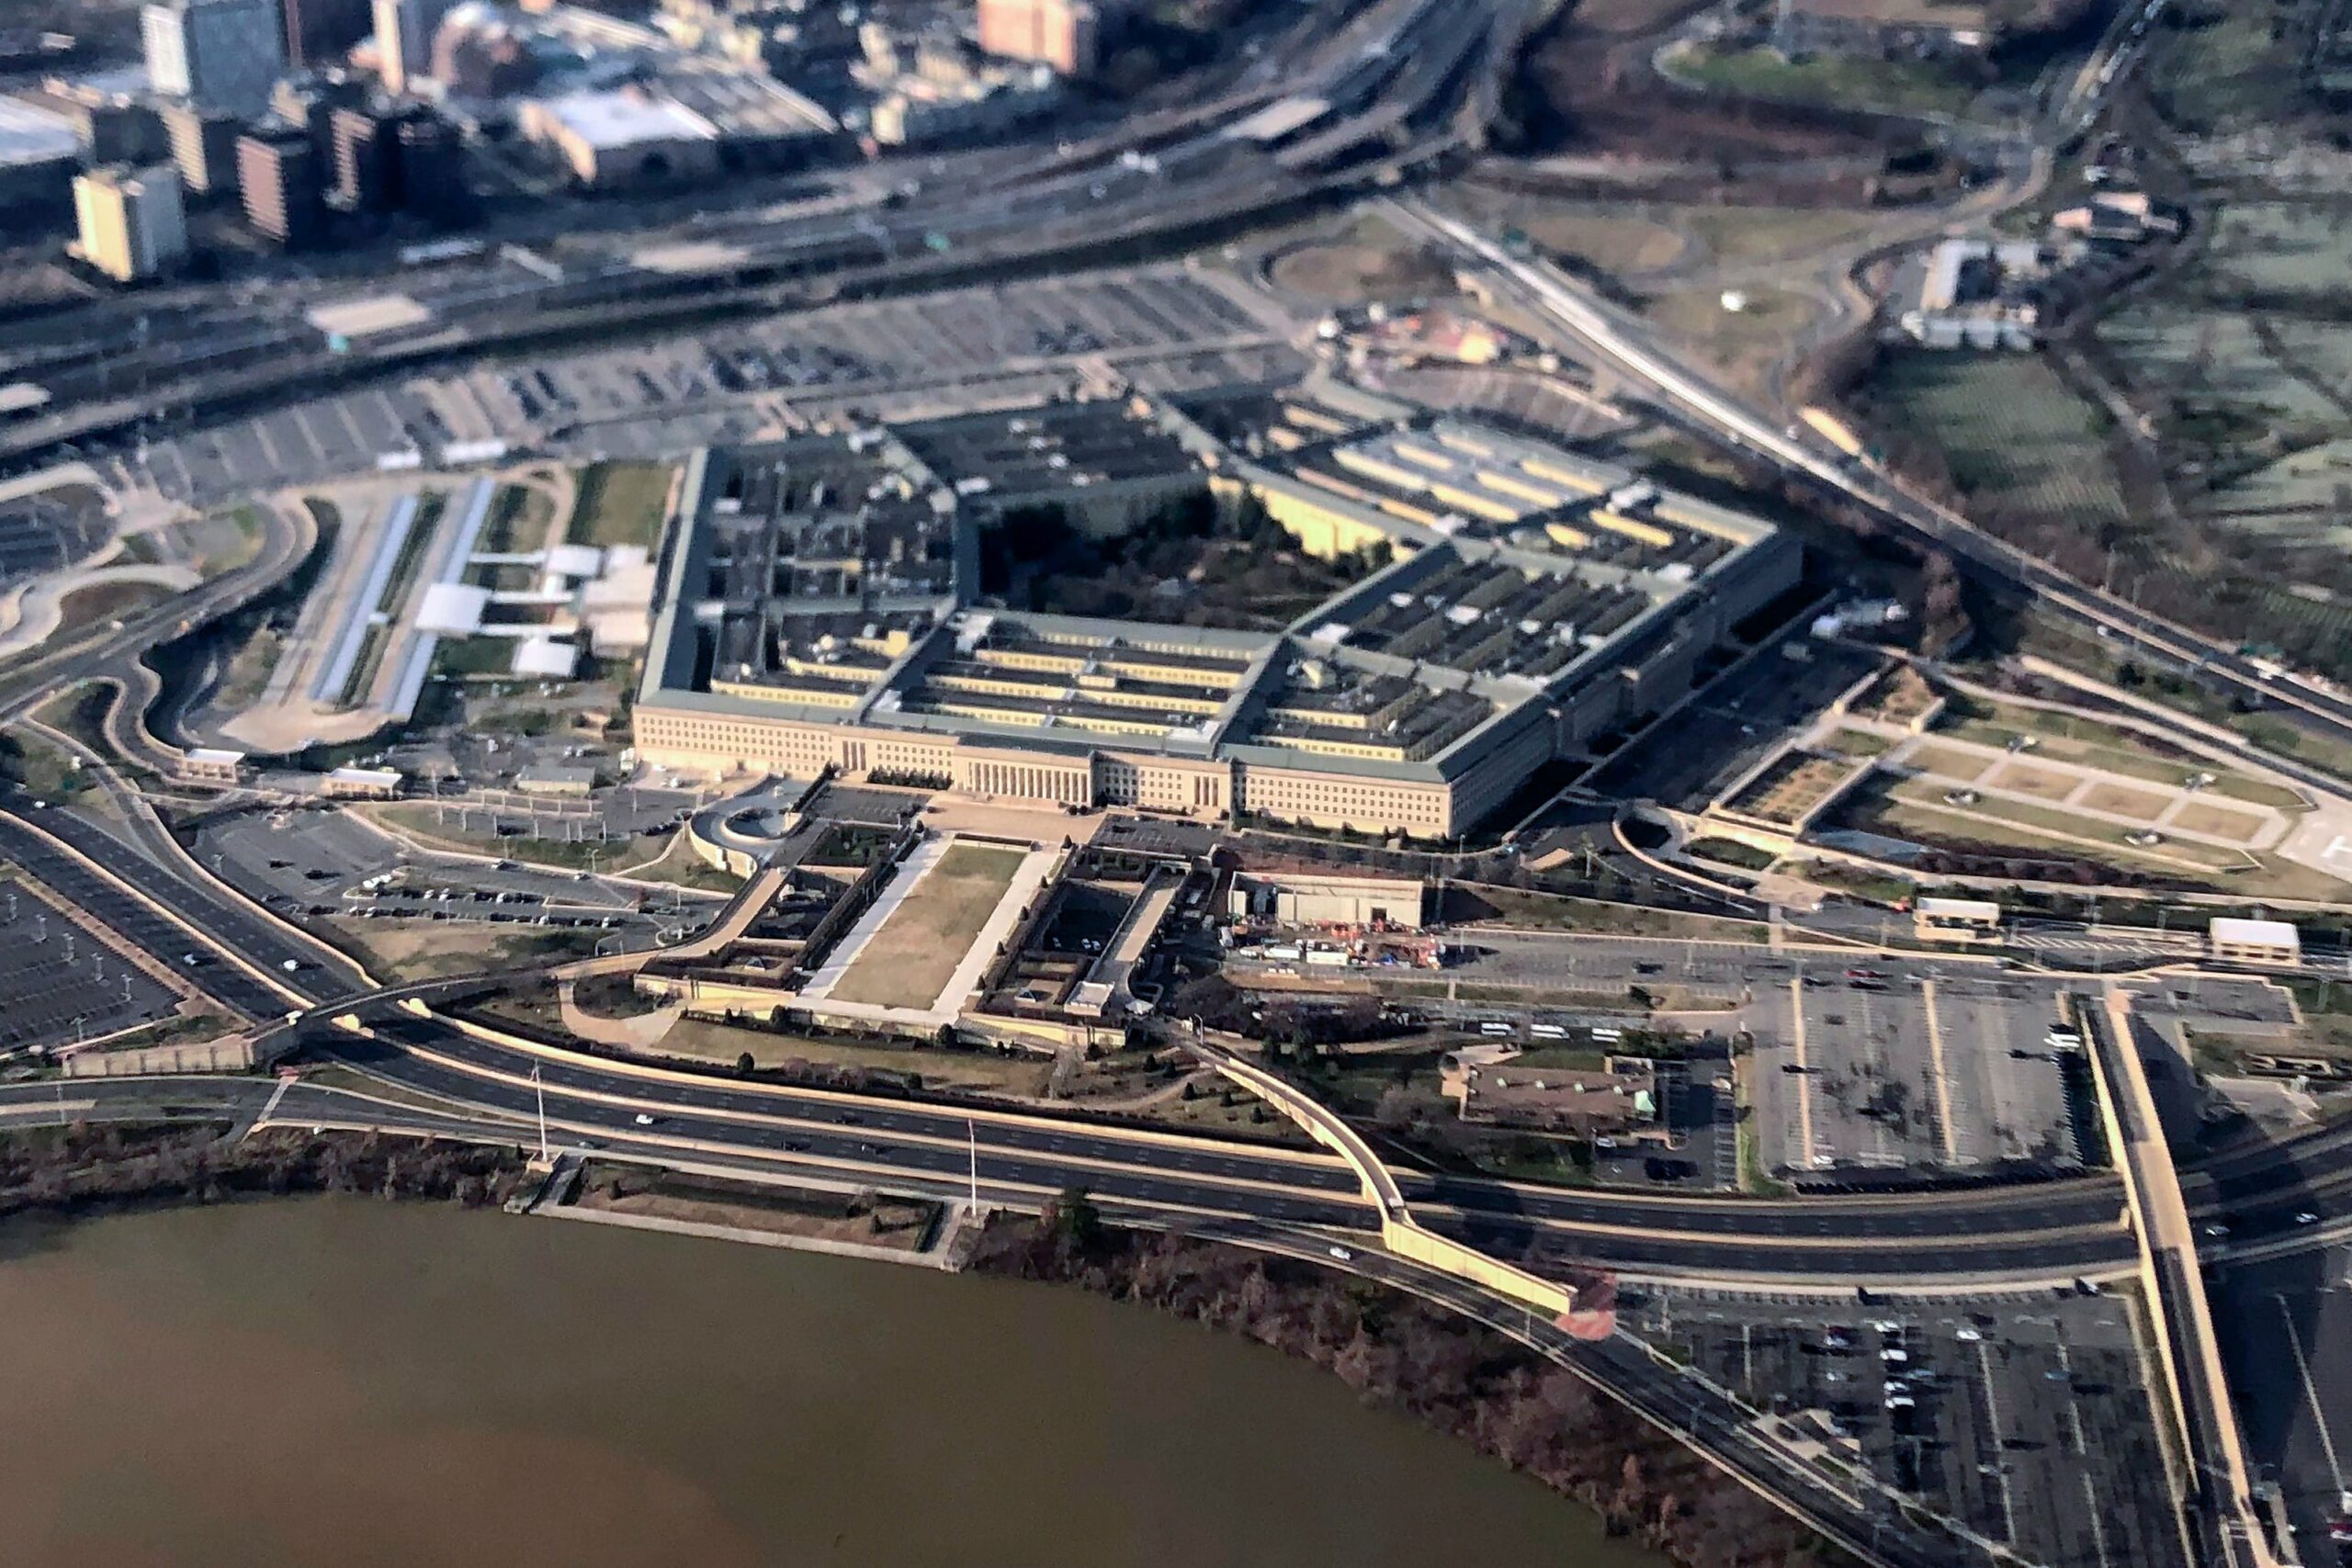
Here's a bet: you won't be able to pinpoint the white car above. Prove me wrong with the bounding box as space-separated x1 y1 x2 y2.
633 1113 657 1127
1328 1246 1354 1263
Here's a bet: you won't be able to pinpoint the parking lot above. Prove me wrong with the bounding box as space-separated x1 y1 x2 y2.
193 801 718 938
0 878 183 1053
1744 975 2085 1181
1585 638 1881 811
112 265 1304 512
2216 1248 2352 1563
1620 1284 2185 1568
0 817 288 1020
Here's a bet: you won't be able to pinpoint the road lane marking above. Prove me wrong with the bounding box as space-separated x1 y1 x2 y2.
1921 979 1961 1165
2275 1292 2343 1490
1789 978 1817 1168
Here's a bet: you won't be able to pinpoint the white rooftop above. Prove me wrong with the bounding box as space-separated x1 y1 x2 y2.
417 581 492 635
0 96 79 169
537 88 717 150
2210 917 2300 949
632 240 752 276
185 746 246 764
512 636 581 678
546 542 605 580
306 294 435 340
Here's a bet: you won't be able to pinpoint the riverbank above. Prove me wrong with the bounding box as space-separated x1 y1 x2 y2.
974 1204 1853 1568
0 1122 528 1223
0 1126 1815 1568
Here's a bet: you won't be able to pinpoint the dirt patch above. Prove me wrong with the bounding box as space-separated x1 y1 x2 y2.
1982 760 2077 801
1905 742 1992 783
1268 241 1455 306
2078 782 2171 821
2171 801 2264 842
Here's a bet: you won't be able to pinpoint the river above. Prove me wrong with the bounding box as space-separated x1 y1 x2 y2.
0 1199 1665 1568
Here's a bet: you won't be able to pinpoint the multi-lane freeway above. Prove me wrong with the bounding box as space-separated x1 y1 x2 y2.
0 0 1510 481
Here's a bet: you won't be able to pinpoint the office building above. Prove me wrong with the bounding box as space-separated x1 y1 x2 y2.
142 0 288 115
0 96 80 209
159 100 245 195
235 118 325 245
26 78 168 165
519 88 721 189
394 107 467 222
281 0 370 66
632 381 1802 840
325 96 460 216
975 0 1101 76
371 0 455 94
272 67 366 149
72 164 190 283
327 100 398 209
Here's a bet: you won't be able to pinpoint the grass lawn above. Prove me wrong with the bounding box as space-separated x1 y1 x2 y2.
1642 284 1825 397
643 1012 1057 1097
1453 884 1770 943
566 462 678 551
1828 728 1894 757
1687 837 1779 872
830 843 1028 1009
1666 42 1981 118
326 919 601 983
1788 859 1919 904
54 579 169 641
1939 700 2309 811
367 803 679 876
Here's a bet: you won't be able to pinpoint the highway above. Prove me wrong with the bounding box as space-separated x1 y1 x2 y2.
1378 197 2352 757
286 1006 2145 1281
0 0 1508 481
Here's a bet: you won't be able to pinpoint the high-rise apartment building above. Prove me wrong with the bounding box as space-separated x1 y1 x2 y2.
370 0 455 94
281 0 370 67
974 0 1100 76
72 164 190 283
142 0 288 116
394 108 467 223
158 99 246 195
235 118 325 245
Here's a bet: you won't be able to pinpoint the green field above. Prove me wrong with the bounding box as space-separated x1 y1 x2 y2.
830 843 1028 1010
566 462 677 551
1862 355 2130 536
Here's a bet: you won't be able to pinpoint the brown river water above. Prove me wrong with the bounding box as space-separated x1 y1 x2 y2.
0 1199 1666 1568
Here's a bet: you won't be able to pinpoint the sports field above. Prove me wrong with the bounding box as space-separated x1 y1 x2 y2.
829 843 1028 1010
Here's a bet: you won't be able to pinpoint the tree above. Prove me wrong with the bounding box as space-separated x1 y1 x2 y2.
735 1052 755 1075
1921 548 1970 654
1046 1186 1104 1252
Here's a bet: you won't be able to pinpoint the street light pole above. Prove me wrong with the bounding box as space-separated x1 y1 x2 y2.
967 1117 980 1213
531 1064 549 1163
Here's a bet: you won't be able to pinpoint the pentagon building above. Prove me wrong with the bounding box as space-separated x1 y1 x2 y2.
634 378 1800 839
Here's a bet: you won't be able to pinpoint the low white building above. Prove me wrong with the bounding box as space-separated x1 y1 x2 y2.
2208 917 2301 969
520 87 721 189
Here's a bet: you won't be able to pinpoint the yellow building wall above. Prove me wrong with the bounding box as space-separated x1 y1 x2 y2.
1259 488 1396 562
